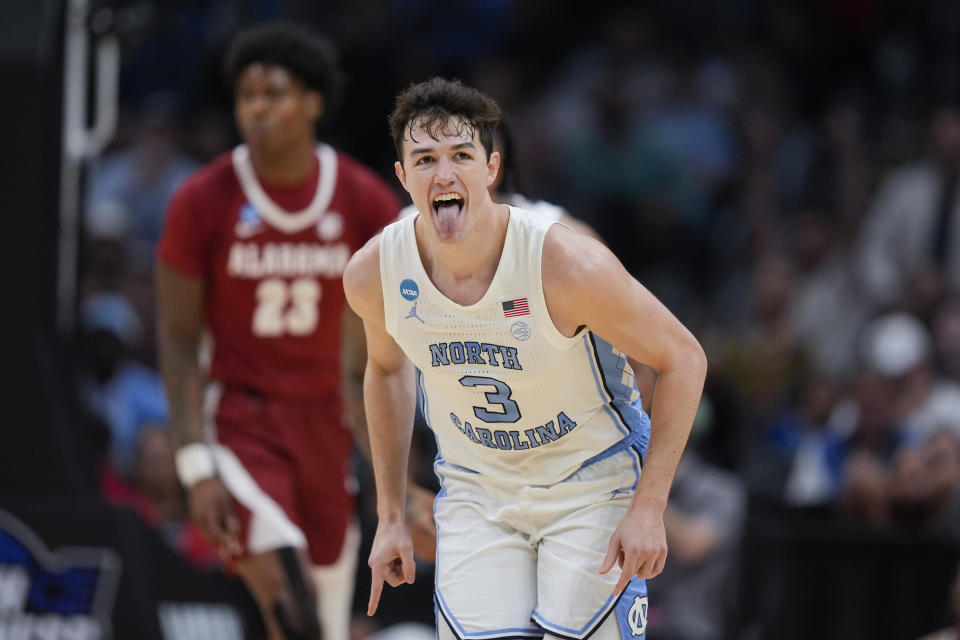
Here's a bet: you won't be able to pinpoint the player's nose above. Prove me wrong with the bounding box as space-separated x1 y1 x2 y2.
245 93 270 117
433 156 455 183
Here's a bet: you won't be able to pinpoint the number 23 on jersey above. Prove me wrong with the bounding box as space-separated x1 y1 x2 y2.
252 277 322 336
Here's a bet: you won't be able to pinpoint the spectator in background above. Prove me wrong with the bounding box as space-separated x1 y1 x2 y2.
561 65 704 286
86 91 197 274
858 312 960 443
77 292 168 480
647 398 747 640
834 369 905 528
786 207 871 381
838 312 960 527
858 100 960 319
718 253 810 447
796 91 871 240
745 373 846 507
888 428 960 540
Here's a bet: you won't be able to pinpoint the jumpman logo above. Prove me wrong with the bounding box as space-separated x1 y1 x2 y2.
406 303 425 323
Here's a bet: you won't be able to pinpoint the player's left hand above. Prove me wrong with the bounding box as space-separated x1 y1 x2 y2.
598 506 667 594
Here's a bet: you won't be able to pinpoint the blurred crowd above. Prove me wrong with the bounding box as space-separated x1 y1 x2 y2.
72 1 960 638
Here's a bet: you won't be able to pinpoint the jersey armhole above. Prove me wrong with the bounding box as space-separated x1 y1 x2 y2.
533 219 583 350
379 230 400 340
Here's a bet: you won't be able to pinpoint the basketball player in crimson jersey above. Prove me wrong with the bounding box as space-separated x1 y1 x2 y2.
156 23 403 640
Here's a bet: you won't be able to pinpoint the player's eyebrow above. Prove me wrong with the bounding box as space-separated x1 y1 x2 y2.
409 142 477 156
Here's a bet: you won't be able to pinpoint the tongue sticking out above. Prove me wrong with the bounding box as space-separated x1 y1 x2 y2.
435 202 461 235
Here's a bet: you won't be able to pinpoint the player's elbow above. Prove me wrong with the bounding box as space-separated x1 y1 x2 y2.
669 332 708 384
687 337 708 382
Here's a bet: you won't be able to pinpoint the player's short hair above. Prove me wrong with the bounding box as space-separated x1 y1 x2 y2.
223 21 344 122
389 77 501 163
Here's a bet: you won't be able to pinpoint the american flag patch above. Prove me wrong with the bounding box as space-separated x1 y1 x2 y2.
502 298 529 317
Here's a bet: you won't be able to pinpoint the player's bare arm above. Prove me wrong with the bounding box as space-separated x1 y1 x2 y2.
542 224 708 592
342 267 438 562
341 306 371 459
156 263 206 448
556 210 603 242
553 209 659 411
343 236 418 615
155 263 241 556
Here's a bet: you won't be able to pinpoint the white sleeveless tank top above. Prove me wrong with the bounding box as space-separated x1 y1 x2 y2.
380 206 650 485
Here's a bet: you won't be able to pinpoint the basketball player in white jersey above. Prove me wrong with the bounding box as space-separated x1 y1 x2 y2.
344 78 707 640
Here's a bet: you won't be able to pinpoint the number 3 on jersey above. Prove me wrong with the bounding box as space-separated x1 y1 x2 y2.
253 277 321 336
460 376 521 423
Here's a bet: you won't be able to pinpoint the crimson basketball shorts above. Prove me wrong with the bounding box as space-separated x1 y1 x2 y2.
207 384 355 566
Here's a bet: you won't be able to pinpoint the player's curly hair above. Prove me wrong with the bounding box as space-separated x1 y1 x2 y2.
389 77 501 163
223 22 344 124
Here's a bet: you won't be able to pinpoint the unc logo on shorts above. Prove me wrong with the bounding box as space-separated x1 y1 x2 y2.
510 321 531 341
627 595 648 636
400 279 419 301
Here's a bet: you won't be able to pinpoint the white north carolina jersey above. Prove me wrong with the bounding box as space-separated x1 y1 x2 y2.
380 206 650 486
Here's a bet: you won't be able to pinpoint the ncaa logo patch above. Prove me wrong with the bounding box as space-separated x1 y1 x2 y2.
239 202 260 225
234 203 264 238
400 279 420 301
510 321 531 341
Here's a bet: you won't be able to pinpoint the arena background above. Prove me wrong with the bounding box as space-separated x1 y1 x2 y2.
1 1 959 638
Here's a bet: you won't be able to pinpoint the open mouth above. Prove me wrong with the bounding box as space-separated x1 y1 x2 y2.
432 192 464 214
432 193 465 235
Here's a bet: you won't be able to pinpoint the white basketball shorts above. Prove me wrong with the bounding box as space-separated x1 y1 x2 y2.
433 448 650 640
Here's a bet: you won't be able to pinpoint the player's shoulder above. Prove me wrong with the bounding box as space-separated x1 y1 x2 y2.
542 218 613 290
173 151 237 199
343 229 385 308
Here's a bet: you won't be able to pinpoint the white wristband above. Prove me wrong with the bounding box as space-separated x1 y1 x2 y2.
175 443 218 488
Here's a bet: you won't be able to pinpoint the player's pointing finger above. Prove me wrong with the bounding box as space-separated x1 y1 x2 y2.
598 532 620 575
368 573 384 616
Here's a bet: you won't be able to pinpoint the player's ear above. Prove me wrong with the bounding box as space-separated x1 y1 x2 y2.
486 150 501 188
395 161 408 191
306 90 324 121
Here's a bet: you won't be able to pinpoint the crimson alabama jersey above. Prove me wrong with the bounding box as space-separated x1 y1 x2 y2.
158 144 400 398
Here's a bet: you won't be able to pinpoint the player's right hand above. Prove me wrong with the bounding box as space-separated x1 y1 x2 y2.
405 484 437 562
367 519 416 616
187 477 243 560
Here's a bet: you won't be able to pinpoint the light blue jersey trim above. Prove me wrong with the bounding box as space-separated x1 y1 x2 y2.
582 333 650 480
589 334 651 456
582 334 631 437
531 590 620 640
